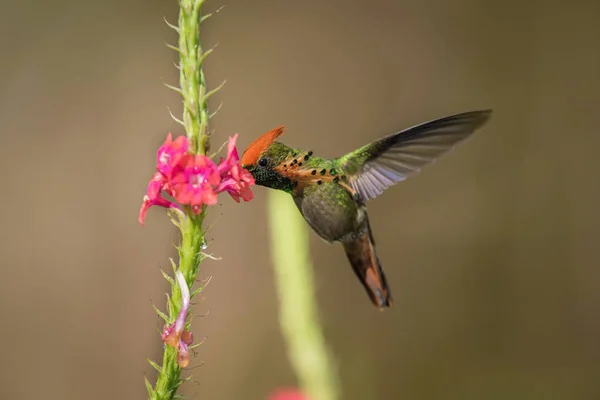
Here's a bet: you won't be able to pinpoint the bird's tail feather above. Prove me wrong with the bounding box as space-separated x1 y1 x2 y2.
342 216 392 309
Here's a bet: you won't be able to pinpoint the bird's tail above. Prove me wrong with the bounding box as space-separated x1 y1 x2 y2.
342 215 392 309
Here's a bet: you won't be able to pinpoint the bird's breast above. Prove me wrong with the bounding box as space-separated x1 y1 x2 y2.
292 182 362 242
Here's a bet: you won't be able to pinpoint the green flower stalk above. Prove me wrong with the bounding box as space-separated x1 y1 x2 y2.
268 190 341 400
174 0 225 154
139 2 254 399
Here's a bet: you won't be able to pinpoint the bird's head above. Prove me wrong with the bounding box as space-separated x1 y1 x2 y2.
241 125 295 191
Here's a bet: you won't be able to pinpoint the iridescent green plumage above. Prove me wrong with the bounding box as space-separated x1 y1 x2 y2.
243 110 492 309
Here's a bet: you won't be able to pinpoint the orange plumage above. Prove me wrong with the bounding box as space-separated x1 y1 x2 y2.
241 125 286 166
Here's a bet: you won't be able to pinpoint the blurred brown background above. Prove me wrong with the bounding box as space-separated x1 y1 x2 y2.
1 0 599 399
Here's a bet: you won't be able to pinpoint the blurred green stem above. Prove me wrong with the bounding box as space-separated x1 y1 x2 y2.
268 190 341 400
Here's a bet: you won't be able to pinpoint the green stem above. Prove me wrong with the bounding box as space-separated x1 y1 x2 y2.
151 210 206 400
267 190 341 400
178 0 210 154
148 1 213 398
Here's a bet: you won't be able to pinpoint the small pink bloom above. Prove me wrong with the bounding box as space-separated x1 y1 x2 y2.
216 134 255 202
218 134 243 179
268 388 308 400
138 172 179 226
171 154 221 212
145 172 167 198
157 133 189 177
216 176 254 203
162 271 194 368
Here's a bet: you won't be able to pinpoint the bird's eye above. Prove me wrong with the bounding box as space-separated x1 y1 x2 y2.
258 157 268 167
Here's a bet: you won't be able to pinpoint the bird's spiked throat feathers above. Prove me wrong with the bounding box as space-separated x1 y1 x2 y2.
241 126 296 192
242 125 349 194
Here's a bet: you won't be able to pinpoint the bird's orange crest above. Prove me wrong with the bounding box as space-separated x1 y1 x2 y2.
241 125 286 166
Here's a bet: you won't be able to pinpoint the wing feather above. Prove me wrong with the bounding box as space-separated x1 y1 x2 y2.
340 110 492 201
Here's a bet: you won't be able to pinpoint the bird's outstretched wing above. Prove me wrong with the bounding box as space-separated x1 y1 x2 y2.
338 110 492 201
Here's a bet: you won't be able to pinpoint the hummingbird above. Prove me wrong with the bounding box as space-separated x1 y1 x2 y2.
241 110 492 309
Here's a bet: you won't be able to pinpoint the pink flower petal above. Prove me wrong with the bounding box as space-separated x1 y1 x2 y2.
215 135 255 203
139 173 180 226
157 133 189 177
216 176 254 203
217 134 241 176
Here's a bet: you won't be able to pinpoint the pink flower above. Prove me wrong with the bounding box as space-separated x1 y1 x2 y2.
139 132 255 225
162 271 194 368
268 388 308 400
216 176 254 202
157 133 189 177
171 154 221 212
218 134 243 179
138 172 179 226
216 134 255 202
139 133 188 226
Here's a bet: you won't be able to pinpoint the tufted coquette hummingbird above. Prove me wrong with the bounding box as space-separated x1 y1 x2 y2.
241 110 492 309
